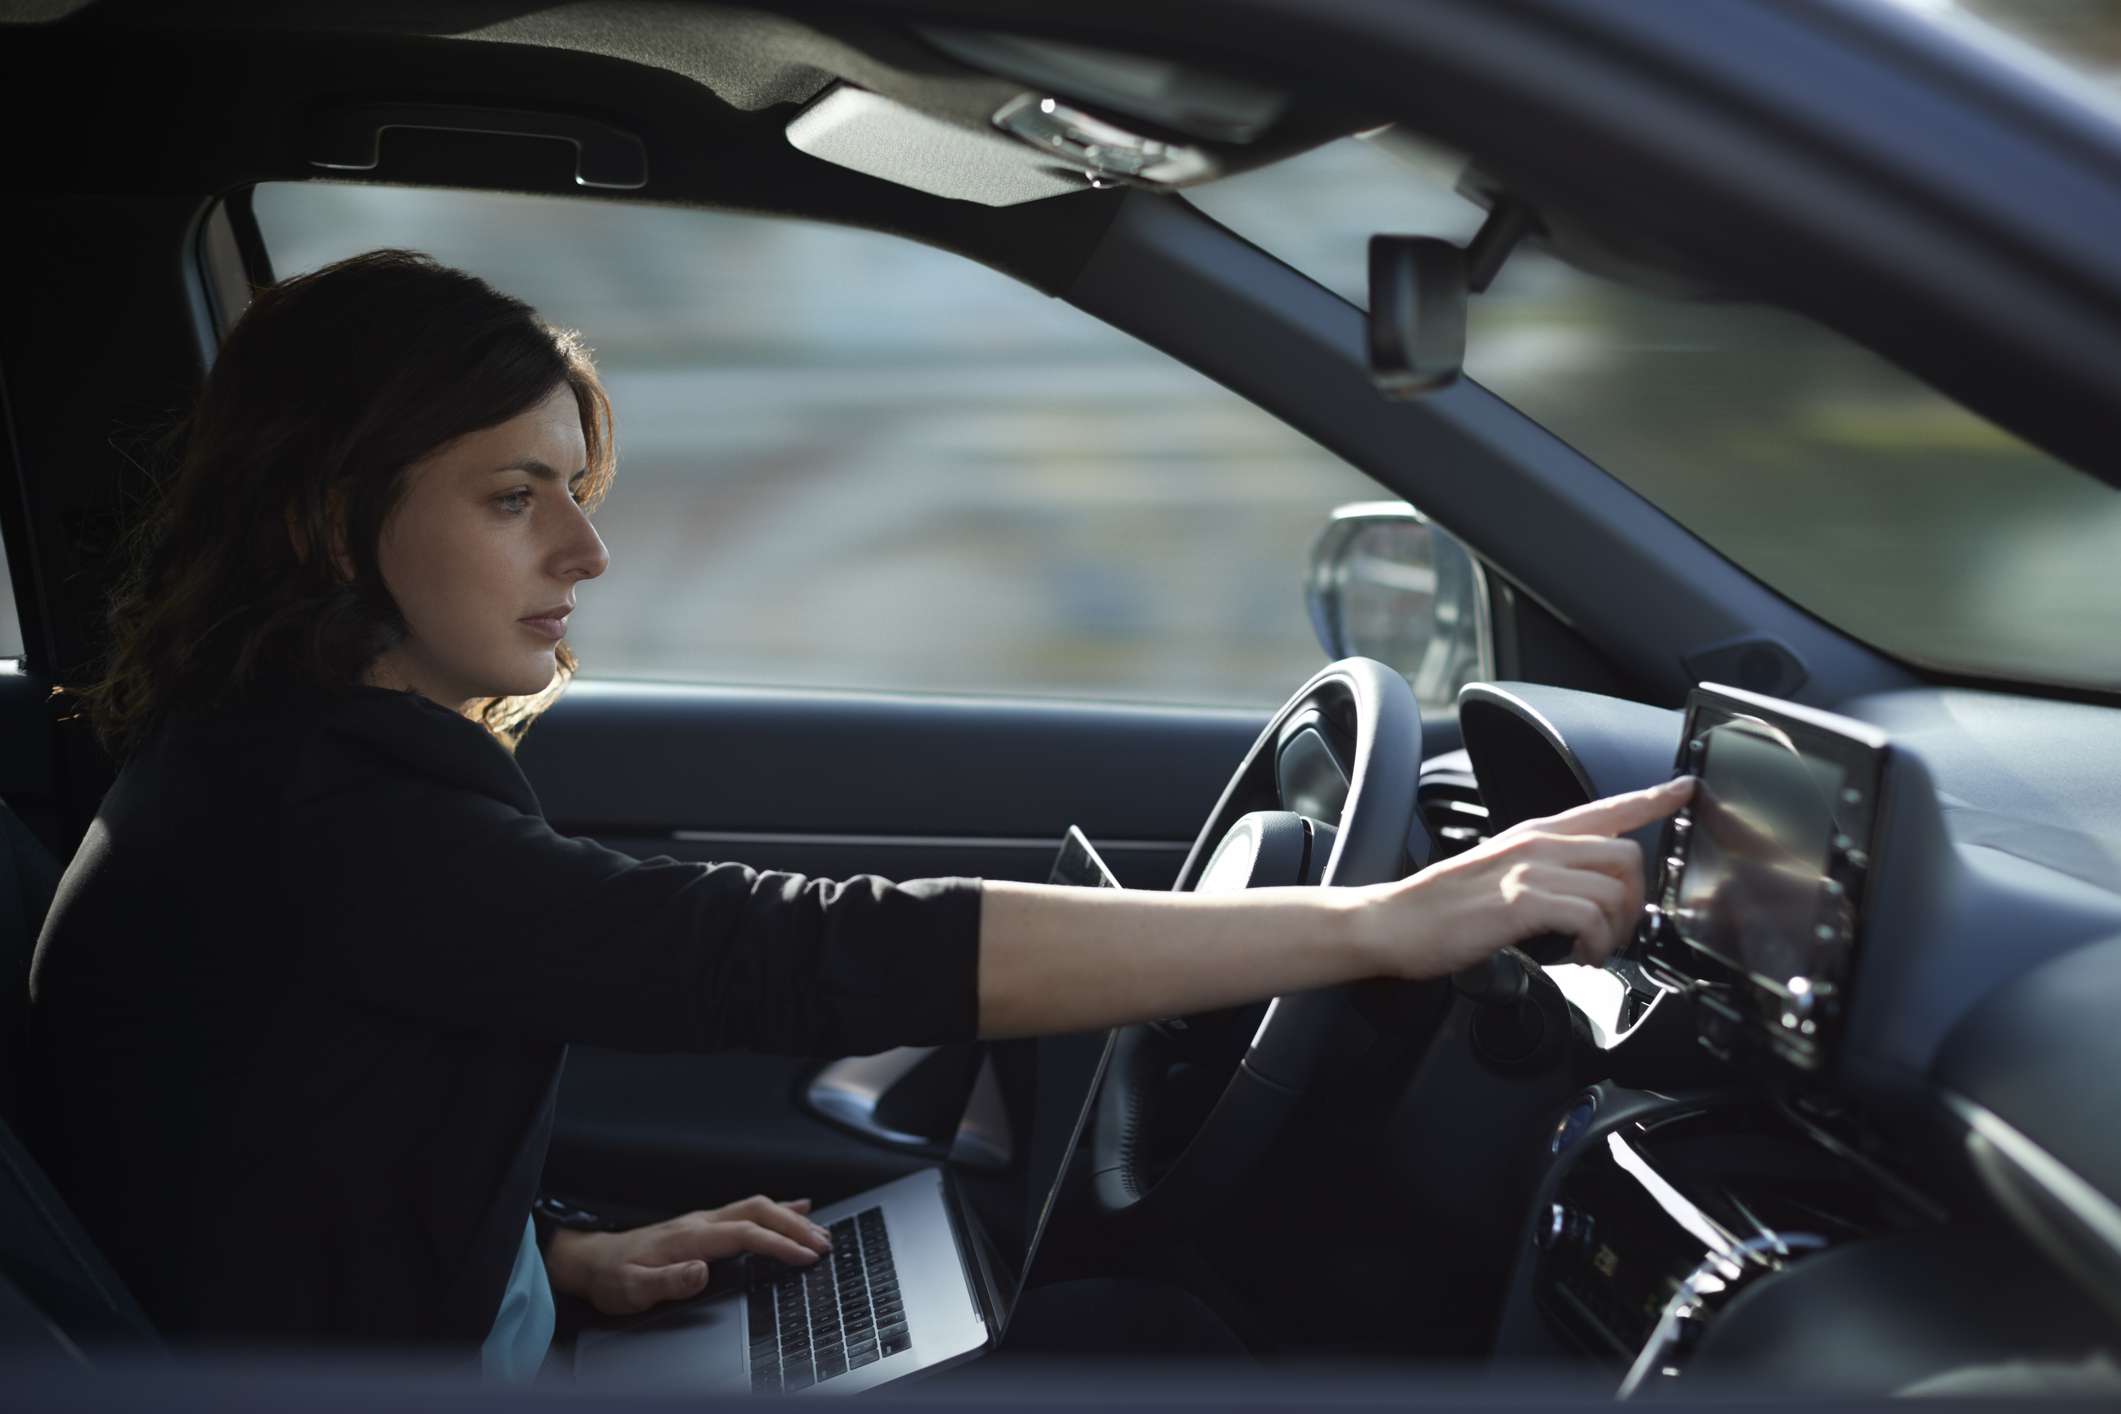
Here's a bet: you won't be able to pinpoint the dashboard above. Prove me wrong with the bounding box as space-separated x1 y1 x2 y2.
1433 680 2121 1393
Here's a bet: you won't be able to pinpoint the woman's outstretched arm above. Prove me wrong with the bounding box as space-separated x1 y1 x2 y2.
977 777 1690 1038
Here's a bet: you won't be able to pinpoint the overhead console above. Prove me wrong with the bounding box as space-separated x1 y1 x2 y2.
1636 684 1891 1074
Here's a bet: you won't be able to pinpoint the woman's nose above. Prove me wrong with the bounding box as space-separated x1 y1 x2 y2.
556 508 610 583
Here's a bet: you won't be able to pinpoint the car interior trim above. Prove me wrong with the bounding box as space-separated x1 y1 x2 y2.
1947 1089 2121 1322
667 829 1188 853
804 1048 1015 1171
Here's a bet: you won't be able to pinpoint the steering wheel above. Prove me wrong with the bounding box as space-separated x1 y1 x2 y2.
1089 658 1425 1219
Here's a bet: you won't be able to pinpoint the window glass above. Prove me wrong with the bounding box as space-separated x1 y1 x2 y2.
0 534 21 660
1884 0 2121 96
1191 135 2121 693
252 184 1396 709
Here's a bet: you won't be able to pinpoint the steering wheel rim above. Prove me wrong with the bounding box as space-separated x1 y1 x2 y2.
1089 657 1424 1219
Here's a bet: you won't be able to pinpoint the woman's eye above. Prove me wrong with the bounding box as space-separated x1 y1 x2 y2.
496 488 533 514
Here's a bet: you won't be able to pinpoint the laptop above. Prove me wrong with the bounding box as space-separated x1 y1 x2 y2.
572 826 1124 1394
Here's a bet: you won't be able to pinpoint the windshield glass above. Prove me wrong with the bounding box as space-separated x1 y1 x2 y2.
1885 0 2121 95
1190 125 2121 695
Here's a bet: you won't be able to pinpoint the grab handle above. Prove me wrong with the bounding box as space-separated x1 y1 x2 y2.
309 102 648 190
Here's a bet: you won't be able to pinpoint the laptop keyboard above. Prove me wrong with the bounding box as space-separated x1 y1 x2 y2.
748 1206 909 1392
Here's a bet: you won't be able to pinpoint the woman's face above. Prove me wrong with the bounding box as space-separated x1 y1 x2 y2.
368 383 609 709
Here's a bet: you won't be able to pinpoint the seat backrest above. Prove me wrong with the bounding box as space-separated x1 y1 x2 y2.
0 797 60 1128
0 799 157 1351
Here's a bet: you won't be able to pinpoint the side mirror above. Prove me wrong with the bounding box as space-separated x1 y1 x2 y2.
1306 502 1491 711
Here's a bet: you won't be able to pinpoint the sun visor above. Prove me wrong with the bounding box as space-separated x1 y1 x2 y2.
786 84 1095 206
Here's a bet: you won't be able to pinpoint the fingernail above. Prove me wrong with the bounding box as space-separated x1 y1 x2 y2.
810 1226 831 1246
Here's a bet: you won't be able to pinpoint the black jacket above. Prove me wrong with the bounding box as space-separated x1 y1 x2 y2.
25 685 982 1355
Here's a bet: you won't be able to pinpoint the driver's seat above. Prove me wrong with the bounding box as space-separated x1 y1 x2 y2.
0 796 157 1357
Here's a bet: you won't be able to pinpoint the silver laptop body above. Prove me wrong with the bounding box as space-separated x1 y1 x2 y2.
572 827 1121 1396
572 1165 989 1393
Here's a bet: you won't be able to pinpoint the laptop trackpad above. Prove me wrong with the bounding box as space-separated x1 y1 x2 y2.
573 1294 749 1391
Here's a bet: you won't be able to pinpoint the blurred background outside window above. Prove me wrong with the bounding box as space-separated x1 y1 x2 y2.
255 185 1390 710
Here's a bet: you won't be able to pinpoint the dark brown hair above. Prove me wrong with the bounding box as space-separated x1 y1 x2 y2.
79 248 616 756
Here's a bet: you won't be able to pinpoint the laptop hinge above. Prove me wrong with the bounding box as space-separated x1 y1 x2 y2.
938 1167 1012 1341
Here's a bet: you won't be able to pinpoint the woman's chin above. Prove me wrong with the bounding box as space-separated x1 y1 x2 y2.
469 658 560 703
507 656 562 698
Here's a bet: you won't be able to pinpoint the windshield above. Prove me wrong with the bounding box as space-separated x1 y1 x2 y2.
1887 0 2121 95
1191 116 2121 695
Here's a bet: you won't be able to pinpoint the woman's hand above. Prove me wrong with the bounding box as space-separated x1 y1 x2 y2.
544 1194 833 1316
1366 776 1694 977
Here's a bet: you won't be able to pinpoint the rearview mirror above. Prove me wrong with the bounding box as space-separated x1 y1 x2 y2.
1306 502 1491 711
1367 235 1466 397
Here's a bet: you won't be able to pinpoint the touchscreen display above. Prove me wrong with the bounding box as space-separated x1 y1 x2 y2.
1671 718 1848 991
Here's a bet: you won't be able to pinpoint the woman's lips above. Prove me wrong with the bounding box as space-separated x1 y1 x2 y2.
518 615 568 641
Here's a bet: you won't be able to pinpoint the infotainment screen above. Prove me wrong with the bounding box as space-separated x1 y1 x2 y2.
1675 719 1845 984
1644 685 1889 1069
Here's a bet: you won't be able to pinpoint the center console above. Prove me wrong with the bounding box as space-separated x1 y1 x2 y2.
1526 1090 1921 1394
1502 686 1932 1390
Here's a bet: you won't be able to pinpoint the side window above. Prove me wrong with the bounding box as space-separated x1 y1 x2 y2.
251 184 1391 709
0 534 23 663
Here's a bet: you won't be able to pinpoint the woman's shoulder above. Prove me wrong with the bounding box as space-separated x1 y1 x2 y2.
146 681 538 817
297 686 540 815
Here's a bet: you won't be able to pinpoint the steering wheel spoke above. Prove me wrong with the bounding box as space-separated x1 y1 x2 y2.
1089 659 1431 1220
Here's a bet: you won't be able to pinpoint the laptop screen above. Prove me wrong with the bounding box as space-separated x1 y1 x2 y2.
947 826 1122 1335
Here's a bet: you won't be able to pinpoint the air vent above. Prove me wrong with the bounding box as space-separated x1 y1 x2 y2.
1418 749 1489 860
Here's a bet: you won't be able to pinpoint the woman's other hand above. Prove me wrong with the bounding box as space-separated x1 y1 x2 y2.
1373 776 1694 976
544 1194 833 1316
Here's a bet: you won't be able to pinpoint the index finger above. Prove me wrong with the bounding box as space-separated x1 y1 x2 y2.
1535 776 1694 838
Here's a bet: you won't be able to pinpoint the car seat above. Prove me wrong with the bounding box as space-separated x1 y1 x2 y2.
0 797 157 1357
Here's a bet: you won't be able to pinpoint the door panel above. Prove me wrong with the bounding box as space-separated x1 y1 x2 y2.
516 680 1268 1213
518 680 1269 865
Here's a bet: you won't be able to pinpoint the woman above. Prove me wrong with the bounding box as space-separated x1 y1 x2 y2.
24 250 1685 1374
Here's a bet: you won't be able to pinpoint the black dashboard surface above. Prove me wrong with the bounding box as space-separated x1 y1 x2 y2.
1838 687 2121 895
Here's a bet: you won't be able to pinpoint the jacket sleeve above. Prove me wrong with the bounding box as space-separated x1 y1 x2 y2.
278 714 983 1057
